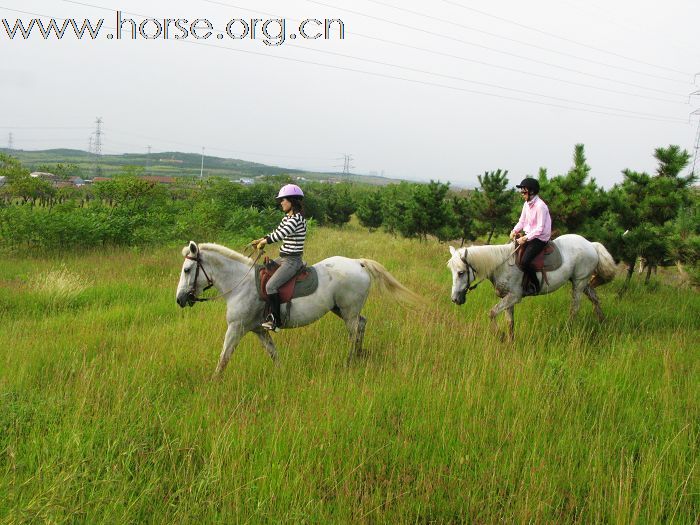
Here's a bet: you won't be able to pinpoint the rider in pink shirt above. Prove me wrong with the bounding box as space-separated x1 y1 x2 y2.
509 178 552 295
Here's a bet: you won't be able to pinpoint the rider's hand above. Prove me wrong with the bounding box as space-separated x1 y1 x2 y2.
509 231 517 241
517 236 527 245
255 238 268 249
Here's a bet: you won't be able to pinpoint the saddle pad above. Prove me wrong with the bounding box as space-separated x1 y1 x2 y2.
255 265 319 303
517 241 563 272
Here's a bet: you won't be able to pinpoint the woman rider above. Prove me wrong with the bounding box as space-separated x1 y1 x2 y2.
509 177 552 296
252 184 307 331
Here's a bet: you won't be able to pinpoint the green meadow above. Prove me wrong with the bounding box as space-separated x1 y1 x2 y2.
1 225 698 523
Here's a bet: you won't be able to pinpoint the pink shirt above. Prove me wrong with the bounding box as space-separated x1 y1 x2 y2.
511 195 552 242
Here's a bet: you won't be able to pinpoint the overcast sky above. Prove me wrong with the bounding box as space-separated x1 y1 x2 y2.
2 0 699 187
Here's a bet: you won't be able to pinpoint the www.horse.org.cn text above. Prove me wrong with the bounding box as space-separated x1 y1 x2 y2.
2 12 346 47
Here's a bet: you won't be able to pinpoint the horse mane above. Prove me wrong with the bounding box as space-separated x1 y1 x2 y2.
183 243 253 265
449 243 513 277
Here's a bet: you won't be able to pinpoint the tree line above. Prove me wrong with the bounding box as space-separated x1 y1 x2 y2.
1 144 698 285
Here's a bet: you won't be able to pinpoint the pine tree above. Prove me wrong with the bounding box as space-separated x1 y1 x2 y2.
539 144 605 237
472 169 513 244
356 190 383 231
411 180 453 241
608 145 696 286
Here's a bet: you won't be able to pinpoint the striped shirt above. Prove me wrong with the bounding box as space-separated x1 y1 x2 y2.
265 213 306 255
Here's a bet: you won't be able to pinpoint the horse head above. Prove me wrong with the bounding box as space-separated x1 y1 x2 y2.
447 246 476 305
176 241 212 307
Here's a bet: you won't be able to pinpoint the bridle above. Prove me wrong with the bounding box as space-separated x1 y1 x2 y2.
456 242 521 295
184 253 215 303
183 247 265 304
459 254 482 293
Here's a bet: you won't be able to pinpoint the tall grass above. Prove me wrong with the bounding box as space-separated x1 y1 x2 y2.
1 225 698 523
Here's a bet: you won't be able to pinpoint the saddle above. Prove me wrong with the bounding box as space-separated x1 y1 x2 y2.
255 257 319 304
515 240 563 286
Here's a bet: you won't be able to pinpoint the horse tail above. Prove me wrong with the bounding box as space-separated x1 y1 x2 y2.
359 259 423 305
590 242 617 287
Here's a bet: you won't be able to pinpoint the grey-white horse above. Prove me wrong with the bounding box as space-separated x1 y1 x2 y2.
447 234 617 339
176 242 420 377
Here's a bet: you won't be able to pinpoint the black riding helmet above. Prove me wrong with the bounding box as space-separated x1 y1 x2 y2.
516 177 540 195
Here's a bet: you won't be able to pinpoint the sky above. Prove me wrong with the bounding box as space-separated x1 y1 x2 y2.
2 0 699 188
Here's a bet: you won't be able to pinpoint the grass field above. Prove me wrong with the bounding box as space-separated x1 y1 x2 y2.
1 225 698 523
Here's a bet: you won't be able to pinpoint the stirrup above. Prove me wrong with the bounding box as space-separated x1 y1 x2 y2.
523 283 539 297
261 315 280 332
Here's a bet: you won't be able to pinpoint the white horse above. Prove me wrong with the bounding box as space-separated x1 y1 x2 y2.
447 234 617 339
176 242 420 377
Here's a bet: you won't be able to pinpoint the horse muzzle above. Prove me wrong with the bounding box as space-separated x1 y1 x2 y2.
452 291 466 305
177 290 197 308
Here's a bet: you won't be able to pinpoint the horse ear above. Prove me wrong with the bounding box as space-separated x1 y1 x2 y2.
189 241 198 255
449 246 457 256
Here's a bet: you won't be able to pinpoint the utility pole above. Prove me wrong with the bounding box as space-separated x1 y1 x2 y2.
146 145 152 174
200 147 205 179
88 135 93 154
93 117 103 176
335 153 355 176
692 115 700 175
689 83 700 175
94 117 103 156
7 132 13 151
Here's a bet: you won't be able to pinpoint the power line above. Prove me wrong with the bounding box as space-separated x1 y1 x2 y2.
303 0 689 97
0 125 92 130
559 0 700 59
195 0 689 107
437 0 692 77
190 38 688 123
351 33 686 106
198 0 688 105
177 39 689 124
271 40 684 120
199 0 689 99
61 0 690 109
363 0 688 83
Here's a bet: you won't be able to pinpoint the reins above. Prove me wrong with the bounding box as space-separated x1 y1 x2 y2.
185 245 264 303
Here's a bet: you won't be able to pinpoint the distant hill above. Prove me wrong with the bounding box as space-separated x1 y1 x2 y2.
0 148 402 186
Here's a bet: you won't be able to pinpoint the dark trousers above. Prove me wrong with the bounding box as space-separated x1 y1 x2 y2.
521 238 548 290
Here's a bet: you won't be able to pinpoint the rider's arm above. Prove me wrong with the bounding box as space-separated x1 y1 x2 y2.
266 215 297 244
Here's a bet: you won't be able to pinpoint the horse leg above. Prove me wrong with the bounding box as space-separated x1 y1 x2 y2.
213 322 244 379
583 285 605 322
353 315 367 356
570 280 587 319
253 328 279 363
489 294 519 338
332 306 367 363
504 305 515 341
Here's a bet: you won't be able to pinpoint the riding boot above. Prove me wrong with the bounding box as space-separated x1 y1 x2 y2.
262 293 281 331
523 270 540 296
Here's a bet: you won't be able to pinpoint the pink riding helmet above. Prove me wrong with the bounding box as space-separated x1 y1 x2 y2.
276 184 305 200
